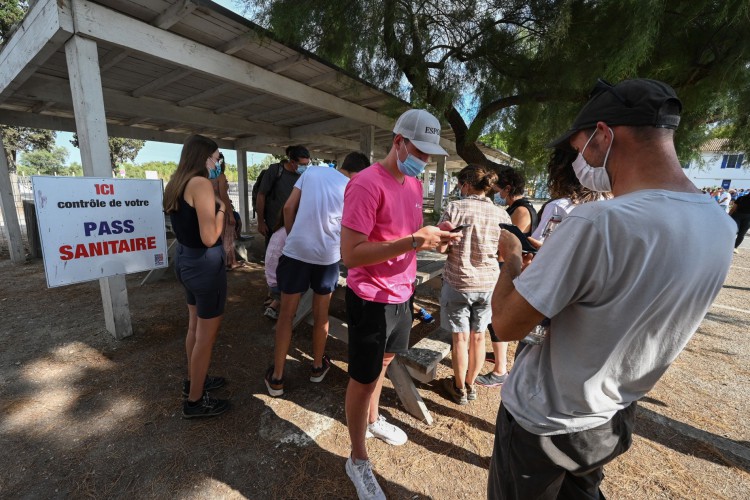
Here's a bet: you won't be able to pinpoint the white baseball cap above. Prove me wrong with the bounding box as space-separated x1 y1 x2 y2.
393 109 448 156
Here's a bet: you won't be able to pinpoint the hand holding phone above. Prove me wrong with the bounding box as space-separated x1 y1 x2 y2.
449 224 470 233
499 223 537 254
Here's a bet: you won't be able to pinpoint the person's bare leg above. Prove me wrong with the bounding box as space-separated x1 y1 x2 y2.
187 314 223 401
467 331 486 385
452 332 470 388
185 304 198 380
368 353 394 423
311 292 332 367
490 341 509 376
273 292 302 380
346 376 379 460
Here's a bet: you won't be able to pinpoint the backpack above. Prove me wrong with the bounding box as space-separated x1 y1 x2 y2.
251 163 284 209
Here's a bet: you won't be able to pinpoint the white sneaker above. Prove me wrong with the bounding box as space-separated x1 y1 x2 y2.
365 415 407 446
346 456 386 500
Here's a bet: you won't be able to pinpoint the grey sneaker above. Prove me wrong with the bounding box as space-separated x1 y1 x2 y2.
365 415 407 446
346 456 386 500
476 372 508 387
182 375 226 398
465 382 477 401
182 393 230 419
443 377 468 405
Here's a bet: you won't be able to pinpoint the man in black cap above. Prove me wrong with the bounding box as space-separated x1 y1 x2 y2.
487 79 736 499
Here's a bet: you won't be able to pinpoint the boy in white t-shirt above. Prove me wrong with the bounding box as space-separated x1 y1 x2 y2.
264 152 370 397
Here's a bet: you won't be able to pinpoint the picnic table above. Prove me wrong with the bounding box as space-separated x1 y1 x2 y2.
293 251 449 424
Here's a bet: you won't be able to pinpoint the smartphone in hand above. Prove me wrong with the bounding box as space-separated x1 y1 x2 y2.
449 224 470 233
499 223 537 254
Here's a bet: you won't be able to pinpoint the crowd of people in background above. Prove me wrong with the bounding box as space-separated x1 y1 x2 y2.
163 78 742 499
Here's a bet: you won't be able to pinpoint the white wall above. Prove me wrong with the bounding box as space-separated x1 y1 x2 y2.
685 151 750 189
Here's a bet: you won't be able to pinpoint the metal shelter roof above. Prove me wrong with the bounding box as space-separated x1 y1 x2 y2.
0 0 438 159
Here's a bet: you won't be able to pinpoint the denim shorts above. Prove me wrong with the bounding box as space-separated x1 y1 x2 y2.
276 254 339 295
174 243 227 319
440 280 493 333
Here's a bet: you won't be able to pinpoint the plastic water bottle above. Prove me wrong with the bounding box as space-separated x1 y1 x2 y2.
541 214 563 240
522 317 550 345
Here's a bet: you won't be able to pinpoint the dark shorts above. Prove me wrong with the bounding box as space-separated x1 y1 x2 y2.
276 254 339 295
346 287 412 384
488 403 636 500
174 243 227 319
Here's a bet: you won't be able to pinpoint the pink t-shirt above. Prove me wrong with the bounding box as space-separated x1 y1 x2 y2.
342 163 423 304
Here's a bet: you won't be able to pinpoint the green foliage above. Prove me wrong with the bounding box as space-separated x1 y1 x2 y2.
1 126 56 171
0 0 26 44
250 0 750 170
18 146 70 175
70 135 146 173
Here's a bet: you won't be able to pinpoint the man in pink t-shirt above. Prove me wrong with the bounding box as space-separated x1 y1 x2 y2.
340 109 460 499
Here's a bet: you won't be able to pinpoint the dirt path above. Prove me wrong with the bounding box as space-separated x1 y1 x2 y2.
0 239 748 499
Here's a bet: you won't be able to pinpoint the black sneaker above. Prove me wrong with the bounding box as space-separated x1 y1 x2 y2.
310 354 331 383
182 393 230 419
182 375 226 397
264 366 284 397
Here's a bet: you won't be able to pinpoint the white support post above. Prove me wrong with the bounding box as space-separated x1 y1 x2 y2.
422 168 431 199
237 148 249 225
65 34 132 340
359 125 375 162
433 156 446 212
0 136 25 263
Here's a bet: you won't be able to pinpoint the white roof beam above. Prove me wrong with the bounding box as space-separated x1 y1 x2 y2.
177 82 235 107
69 0 404 133
266 54 305 73
291 117 359 137
217 32 262 54
151 0 198 29
19 75 290 137
0 109 234 148
99 48 130 73
305 71 338 87
250 103 307 122
131 68 193 97
30 101 55 113
215 94 266 114
0 0 74 103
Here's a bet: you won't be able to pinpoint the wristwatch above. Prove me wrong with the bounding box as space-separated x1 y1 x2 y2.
411 234 418 250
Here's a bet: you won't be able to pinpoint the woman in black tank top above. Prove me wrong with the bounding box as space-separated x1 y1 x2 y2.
495 168 538 236
163 135 230 419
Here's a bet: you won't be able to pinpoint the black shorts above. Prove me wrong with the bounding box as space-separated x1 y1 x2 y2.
346 287 412 384
174 243 227 319
276 254 339 295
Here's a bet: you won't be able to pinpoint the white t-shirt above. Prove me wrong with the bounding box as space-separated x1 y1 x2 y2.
530 198 575 243
282 167 349 265
502 190 736 436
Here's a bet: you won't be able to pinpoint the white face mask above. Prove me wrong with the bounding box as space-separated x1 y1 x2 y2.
572 128 614 192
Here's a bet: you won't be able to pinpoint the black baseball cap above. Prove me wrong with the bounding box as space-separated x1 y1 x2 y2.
548 78 682 149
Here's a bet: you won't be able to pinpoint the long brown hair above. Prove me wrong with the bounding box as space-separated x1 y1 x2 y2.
163 135 218 213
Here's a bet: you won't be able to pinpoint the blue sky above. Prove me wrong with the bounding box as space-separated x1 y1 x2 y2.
54 0 267 168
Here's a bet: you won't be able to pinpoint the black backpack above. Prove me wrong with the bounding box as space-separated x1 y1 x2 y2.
251 163 284 209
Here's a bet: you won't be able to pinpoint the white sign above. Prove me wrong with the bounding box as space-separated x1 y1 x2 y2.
32 176 168 288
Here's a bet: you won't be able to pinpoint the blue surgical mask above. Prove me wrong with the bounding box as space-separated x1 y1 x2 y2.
208 160 221 180
296 165 308 175
494 193 506 206
397 142 427 177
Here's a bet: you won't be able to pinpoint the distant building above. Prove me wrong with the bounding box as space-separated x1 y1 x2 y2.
684 139 748 189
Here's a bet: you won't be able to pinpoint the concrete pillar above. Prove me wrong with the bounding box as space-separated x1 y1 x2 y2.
66 35 132 340
0 135 25 263
433 156 446 212
359 125 375 163
237 148 249 225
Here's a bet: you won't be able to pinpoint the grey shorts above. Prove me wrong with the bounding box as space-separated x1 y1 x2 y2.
174 243 227 319
440 281 492 333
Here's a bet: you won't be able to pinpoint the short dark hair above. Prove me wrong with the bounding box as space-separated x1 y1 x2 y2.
496 168 526 197
341 152 370 173
286 145 310 161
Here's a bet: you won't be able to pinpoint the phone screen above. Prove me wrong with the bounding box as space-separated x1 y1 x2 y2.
499 223 537 254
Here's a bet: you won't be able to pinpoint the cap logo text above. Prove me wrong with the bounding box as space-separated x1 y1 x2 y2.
425 126 440 135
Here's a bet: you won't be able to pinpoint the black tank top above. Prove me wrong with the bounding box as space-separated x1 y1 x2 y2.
506 198 539 236
169 197 221 249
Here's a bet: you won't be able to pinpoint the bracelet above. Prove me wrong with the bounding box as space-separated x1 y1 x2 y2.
410 234 418 250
